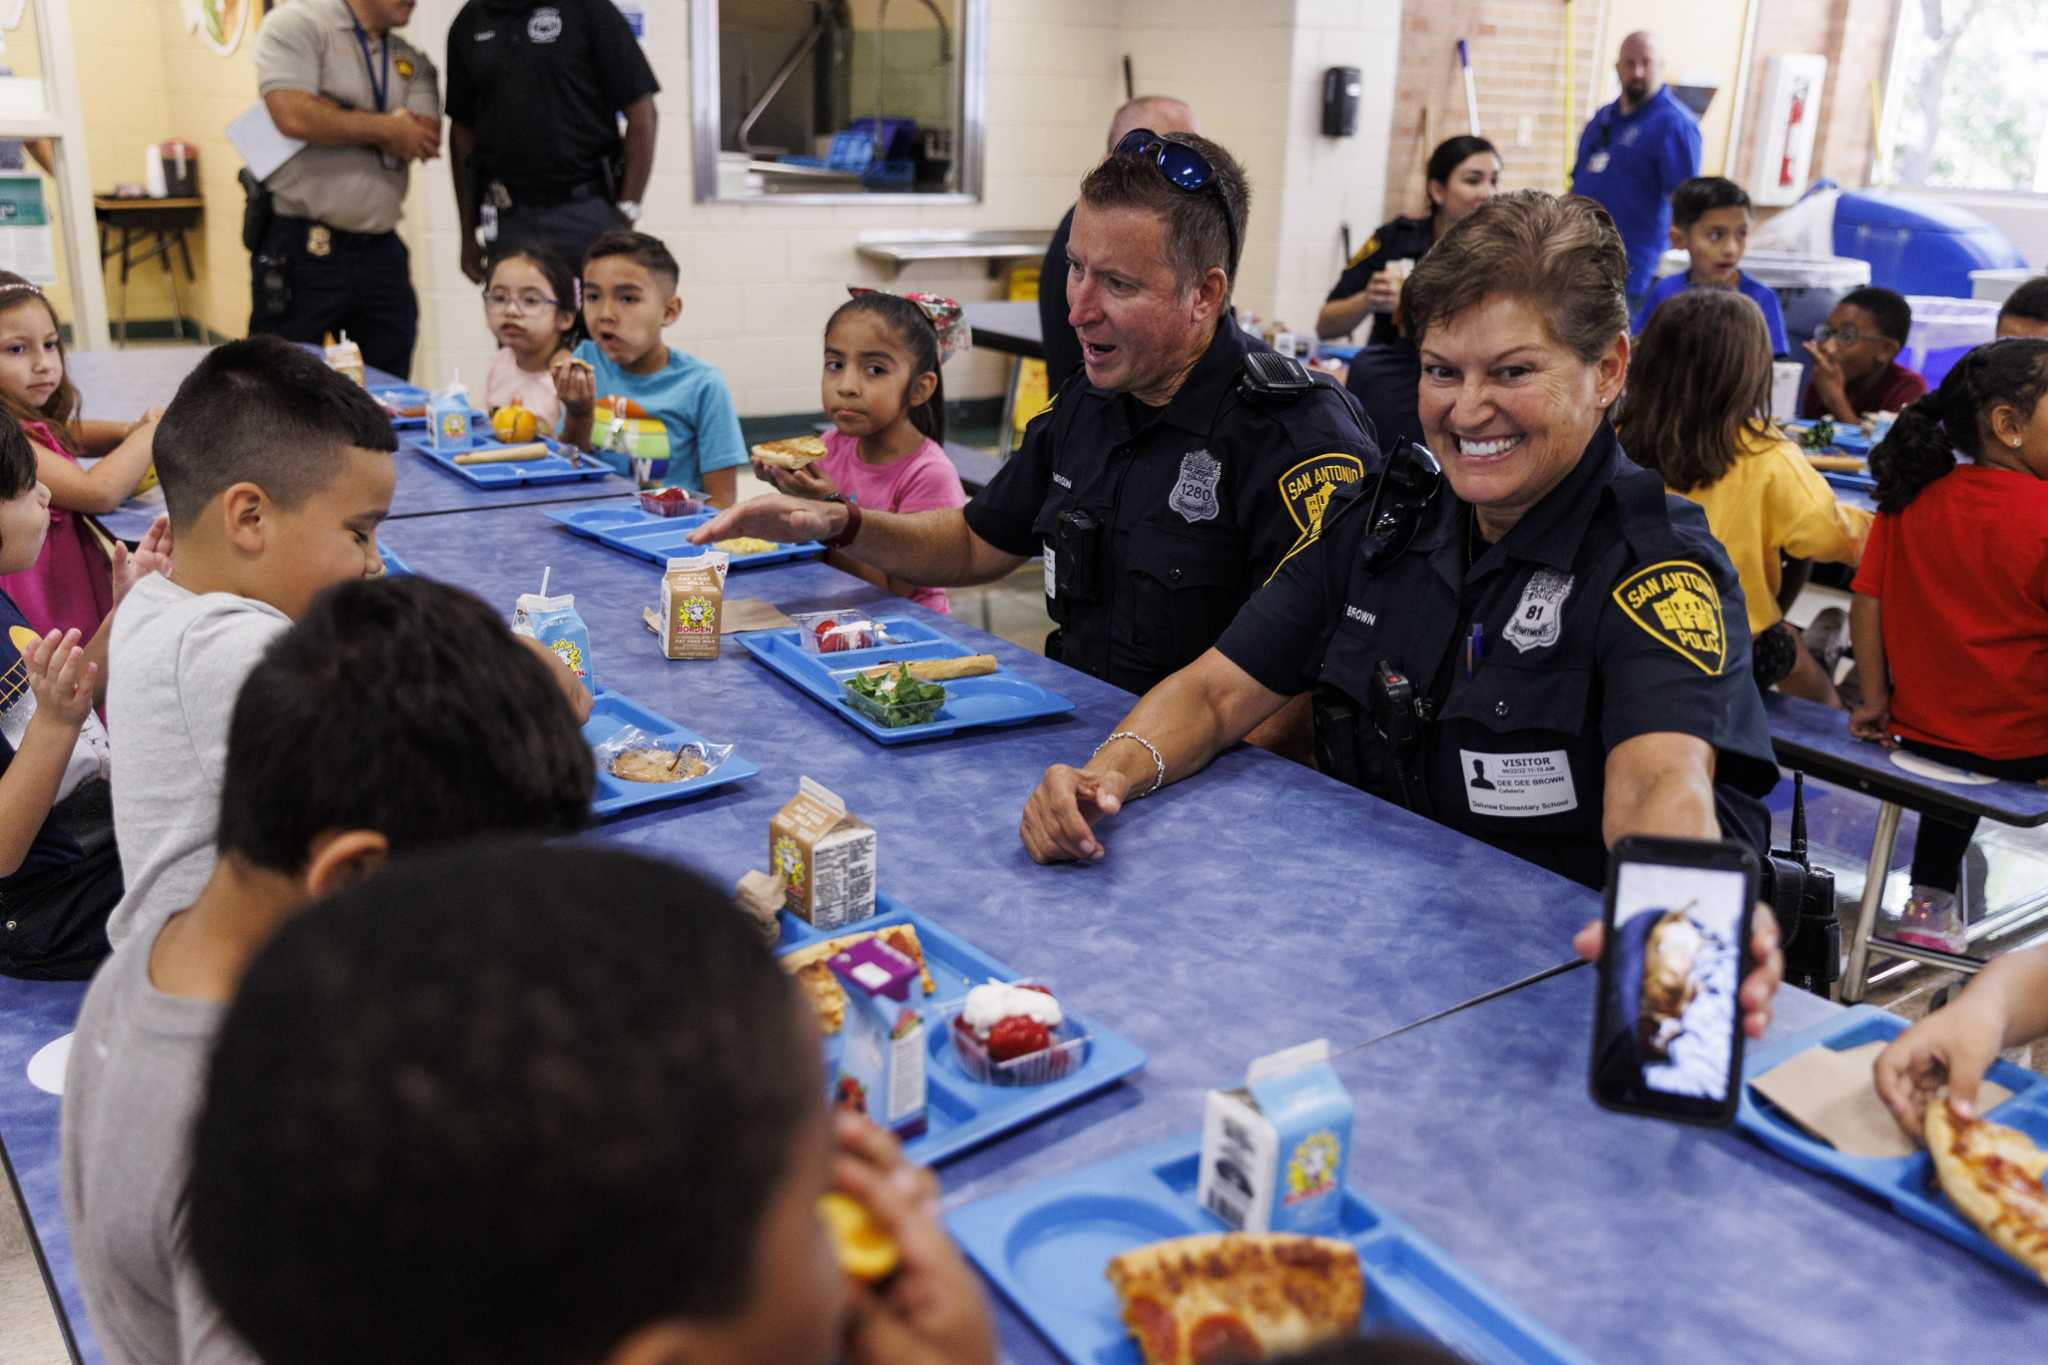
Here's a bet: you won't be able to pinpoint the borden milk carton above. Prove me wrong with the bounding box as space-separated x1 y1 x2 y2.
1197 1039 1353 1234
658 554 725 660
770 777 877 929
827 937 927 1140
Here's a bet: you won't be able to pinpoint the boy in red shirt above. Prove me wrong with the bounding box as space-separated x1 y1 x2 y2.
1850 338 2048 951
1802 286 1928 422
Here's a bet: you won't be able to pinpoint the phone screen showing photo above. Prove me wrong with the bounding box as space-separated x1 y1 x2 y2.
1590 838 1756 1126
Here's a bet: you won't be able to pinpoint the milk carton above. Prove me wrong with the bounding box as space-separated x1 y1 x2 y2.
513 591 592 690
657 554 725 660
770 777 877 929
1197 1040 1353 1234
323 331 364 385
431 373 473 454
828 937 927 1140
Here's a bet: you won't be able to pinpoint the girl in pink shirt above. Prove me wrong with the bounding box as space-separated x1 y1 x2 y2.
481 248 578 436
756 289 968 613
0 274 160 641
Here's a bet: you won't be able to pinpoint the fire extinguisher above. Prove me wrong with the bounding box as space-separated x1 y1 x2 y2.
1778 80 1808 188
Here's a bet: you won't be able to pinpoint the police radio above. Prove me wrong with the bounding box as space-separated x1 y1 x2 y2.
1767 773 1840 999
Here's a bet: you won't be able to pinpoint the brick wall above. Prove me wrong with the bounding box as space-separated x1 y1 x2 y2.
1729 0 1893 199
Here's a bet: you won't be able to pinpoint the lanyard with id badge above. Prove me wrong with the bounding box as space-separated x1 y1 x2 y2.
352 17 401 172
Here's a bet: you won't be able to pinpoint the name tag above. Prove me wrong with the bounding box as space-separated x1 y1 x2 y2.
1459 748 1579 819
1586 151 1611 175
1043 543 1056 600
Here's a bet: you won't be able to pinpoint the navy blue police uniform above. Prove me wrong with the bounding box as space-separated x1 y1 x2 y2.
1215 424 1778 888
965 320 1381 696
1325 214 1435 347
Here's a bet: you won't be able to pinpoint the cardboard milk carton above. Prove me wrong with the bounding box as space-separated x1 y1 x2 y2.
770 777 877 929
658 554 725 660
1197 1039 1353 1234
827 937 927 1140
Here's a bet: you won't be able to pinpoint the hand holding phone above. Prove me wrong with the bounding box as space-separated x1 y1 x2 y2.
1589 836 1760 1127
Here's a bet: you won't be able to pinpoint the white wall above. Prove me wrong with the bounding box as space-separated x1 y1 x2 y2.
395 0 1400 417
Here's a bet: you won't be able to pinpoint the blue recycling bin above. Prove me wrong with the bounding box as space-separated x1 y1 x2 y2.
1834 191 2025 299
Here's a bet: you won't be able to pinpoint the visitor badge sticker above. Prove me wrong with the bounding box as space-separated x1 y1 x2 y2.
1461 749 1578 818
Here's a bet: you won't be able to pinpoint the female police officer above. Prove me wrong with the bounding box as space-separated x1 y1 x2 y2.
1021 191 1783 1022
1315 135 1502 346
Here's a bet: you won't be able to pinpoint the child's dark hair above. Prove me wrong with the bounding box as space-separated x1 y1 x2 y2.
1838 286 1913 346
1998 276 2048 329
584 229 680 292
828 292 947 443
152 336 396 530
216 576 592 873
1426 135 1499 192
1615 288 1773 492
487 244 584 348
0 272 80 448
1669 175 1752 230
1870 337 2048 512
0 415 37 503
184 843 814 1365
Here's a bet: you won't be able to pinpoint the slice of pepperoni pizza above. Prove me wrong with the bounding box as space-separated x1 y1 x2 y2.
1926 1096 2048 1283
780 924 937 1036
1106 1232 1364 1364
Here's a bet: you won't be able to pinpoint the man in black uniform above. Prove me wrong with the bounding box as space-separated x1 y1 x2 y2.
1037 95 1198 392
693 132 1379 699
446 0 660 282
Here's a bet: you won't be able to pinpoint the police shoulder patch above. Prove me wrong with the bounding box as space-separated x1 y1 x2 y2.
1346 234 1381 269
1612 560 1727 675
396 56 416 78
1277 452 1367 535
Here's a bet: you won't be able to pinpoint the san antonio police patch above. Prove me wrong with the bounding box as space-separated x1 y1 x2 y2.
1612 560 1727 675
1277 453 1366 535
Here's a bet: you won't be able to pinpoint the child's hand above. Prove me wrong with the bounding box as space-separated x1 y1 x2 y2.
1873 988 2008 1140
551 357 595 417
110 514 173 606
834 1112 996 1365
1803 338 1847 395
1848 698 1895 745
754 458 838 501
131 406 165 437
24 628 93 731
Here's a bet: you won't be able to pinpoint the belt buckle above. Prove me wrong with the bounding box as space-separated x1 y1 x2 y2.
306 224 333 257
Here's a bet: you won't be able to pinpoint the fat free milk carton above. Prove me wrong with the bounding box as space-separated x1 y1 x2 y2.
1197 1039 1353 1234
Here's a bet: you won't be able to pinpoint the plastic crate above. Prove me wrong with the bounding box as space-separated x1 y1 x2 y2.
1900 295 2000 389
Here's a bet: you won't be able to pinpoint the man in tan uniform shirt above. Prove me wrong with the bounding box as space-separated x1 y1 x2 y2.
251 0 442 377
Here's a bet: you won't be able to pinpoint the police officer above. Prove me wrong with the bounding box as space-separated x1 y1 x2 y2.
251 0 442 378
1315 136 1500 347
446 0 660 283
1021 192 1779 894
693 132 1380 700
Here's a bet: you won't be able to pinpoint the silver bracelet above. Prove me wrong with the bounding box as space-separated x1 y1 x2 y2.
1092 731 1166 799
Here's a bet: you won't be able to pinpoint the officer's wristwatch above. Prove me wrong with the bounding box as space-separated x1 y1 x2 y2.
617 200 643 224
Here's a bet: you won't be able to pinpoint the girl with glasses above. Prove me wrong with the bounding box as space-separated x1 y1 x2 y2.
481 247 579 436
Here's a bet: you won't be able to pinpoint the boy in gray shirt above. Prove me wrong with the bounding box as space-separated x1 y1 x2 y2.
63 576 595 1365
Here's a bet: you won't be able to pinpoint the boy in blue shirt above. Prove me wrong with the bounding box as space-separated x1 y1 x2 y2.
1632 177 1789 356
555 231 747 505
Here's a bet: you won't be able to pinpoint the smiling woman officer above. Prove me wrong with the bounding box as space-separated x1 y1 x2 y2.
1020 191 1782 897
694 132 1378 699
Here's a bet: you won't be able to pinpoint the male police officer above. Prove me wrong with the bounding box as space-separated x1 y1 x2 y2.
692 133 1378 704
447 0 660 283
252 0 442 378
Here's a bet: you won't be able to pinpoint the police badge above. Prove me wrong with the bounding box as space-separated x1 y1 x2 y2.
1502 569 1574 654
1168 449 1222 523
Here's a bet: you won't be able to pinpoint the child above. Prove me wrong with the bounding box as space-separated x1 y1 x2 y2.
481 246 579 434
1616 289 1870 706
1631 177 1788 356
0 417 170 979
553 230 746 506
1995 275 2048 340
61 575 596 1365
103 335 399 948
754 288 969 614
1848 338 2048 952
182 843 997 1365
1875 943 2048 1138
0 273 161 640
1801 285 1927 422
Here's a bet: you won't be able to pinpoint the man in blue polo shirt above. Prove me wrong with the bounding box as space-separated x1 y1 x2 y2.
1571 31 1701 315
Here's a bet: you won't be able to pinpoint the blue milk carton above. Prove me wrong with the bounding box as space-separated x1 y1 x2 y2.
513 590 592 691
430 372 473 454
1196 1039 1353 1234
828 937 927 1141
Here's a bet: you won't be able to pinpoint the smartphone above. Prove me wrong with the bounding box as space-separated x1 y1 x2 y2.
1589 835 1759 1127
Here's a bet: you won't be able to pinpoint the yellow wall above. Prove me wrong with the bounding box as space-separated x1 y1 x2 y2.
1595 0 1758 175
151 0 263 338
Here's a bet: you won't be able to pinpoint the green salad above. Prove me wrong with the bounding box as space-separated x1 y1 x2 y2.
1796 417 1837 452
841 665 947 728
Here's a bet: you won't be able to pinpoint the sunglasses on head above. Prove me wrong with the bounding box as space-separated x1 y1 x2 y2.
1113 128 1240 285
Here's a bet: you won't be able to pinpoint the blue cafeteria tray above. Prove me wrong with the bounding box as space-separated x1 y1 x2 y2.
367 382 431 428
1738 1005 2048 1283
947 1134 1590 1365
1823 469 1878 494
379 547 412 576
545 502 825 569
404 432 611 488
737 616 1075 745
583 686 759 817
775 898 1146 1166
